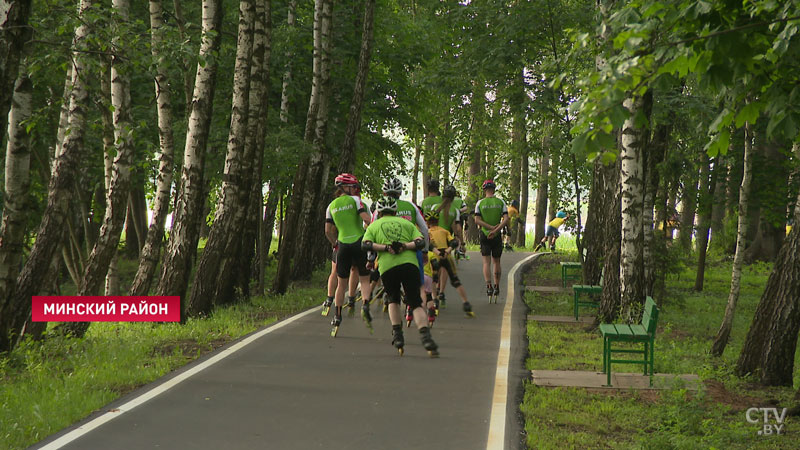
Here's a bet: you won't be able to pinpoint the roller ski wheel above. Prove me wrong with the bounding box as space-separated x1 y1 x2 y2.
345 299 356 318
321 299 333 316
330 314 342 337
392 329 405 356
463 301 475 318
433 299 440 316
361 303 374 334
405 305 413 328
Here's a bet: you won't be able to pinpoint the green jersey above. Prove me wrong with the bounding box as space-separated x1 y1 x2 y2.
325 195 367 244
475 196 508 236
363 215 424 275
421 195 460 232
453 197 466 212
421 195 442 215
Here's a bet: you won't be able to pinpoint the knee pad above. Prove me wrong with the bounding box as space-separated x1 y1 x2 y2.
451 276 462 288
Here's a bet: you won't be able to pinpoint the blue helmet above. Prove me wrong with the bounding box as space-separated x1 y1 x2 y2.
556 211 567 219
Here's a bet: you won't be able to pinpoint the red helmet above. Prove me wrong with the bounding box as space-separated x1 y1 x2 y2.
335 173 359 186
482 179 496 190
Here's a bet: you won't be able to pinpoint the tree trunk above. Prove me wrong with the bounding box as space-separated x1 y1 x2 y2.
619 95 647 320
279 0 296 123
0 0 93 352
517 145 530 247
642 114 665 297
0 0 32 147
677 163 698 250
273 0 331 292
412 142 420 204
125 184 148 256
583 161 605 285
694 153 713 291
710 158 728 246
155 0 223 318
534 139 550 244
188 0 255 316
290 0 334 280
711 121 754 357
237 0 272 299
337 0 375 175
128 0 177 296
510 106 523 244
172 0 193 115
62 0 137 337
0 74 32 308
597 156 622 323
735 173 800 385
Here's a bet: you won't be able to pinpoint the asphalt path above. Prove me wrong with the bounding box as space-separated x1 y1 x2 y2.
34 251 532 450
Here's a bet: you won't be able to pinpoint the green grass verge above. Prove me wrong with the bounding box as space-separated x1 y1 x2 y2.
0 257 326 450
521 256 798 449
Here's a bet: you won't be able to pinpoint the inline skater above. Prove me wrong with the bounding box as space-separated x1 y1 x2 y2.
322 239 359 316
451 190 470 260
324 173 373 336
504 199 520 251
362 196 439 357
533 211 570 253
378 177 431 327
426 212 474 317
474 179 509 303
421 179 442 216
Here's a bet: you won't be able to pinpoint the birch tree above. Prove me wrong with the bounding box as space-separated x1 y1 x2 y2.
156 0 223 314
711 121 754 356
129 0 177 296
337 0 376 175
0 0 94 352
188 0 256 315
619 94 647 320
0 0 32 146
0 74 32 308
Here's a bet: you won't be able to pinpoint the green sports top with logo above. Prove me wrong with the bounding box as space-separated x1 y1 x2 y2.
474 196 508 236
363 215 424 275
421 195 460 232
325 195 367 244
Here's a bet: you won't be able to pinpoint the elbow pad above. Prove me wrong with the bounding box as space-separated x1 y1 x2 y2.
414 239 425 251
362 240 374 251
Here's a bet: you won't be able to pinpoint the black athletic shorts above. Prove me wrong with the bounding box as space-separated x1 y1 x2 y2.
380 263 423 309
480 232 503 258
545 225 560 237
336 238 369 278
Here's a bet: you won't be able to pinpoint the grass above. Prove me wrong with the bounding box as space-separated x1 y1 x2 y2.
0 254 326 450
520 254 799 449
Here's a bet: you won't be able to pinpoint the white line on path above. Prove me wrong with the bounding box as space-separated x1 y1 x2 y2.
37 306 322 450
486 253 538 450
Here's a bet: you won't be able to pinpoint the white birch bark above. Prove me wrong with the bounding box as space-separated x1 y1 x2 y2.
0 0 32 146
1 0 93 351
129 0 177 296
711 121 754 356
279 0 296 123
0 74 32 303
155 0 223 308
619 95 646 321
76 0 135 303
188 0 255 315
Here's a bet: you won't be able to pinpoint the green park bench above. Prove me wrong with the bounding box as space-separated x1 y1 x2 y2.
572 269 602 320
559 261 582 288
600 296 659 387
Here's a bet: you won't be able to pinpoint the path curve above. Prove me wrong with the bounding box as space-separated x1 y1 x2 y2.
33 251 535 450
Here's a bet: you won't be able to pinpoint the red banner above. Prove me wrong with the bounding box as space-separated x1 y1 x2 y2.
31 296 180 322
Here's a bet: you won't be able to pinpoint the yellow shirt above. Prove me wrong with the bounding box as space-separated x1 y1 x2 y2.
423 250 438 277
429 225 453 250
508 206 519 218
548 217 565 228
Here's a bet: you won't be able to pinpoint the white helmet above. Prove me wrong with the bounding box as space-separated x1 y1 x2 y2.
375 196 398 213
382 177 403 196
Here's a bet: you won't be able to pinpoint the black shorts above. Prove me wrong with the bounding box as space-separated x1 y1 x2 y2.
480 233 503 258
381 263 422 309
336 239 369 278
545 225 560 237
